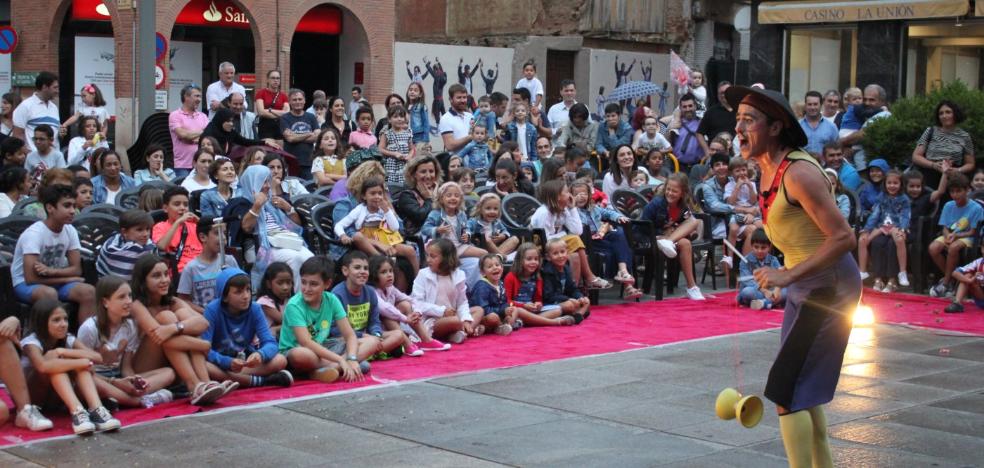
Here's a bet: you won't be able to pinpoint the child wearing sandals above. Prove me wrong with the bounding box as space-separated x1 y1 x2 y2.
531 179 612 290
411 238 474 344
467 193 520 260
422 182 488 260
335 175 419 274
571 180 643 299
504 243 576 327
21 299 121 435
542 238 592 324
0 315 53 431
256 262 294 338
468 254 521 336
79 277 175 409
368 255 451 356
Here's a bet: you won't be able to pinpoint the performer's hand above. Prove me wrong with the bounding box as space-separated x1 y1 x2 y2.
754 267 791 289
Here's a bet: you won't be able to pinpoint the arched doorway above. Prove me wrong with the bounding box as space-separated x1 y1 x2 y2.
168 0 257 111
290 4 367 101
57 0 115 136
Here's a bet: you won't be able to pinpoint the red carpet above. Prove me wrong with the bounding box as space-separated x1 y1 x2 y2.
3 288 981 446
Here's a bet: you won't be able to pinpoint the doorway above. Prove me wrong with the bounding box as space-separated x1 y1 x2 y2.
545 50 576 109
290 33 340 98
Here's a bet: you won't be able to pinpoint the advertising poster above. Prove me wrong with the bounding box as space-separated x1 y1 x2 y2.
167 40 203 111
74 35 116 116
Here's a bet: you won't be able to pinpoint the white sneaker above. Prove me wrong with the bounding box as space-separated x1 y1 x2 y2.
15 404 53 431
140 389 174 408
720 255 733 269
898 271 910 287
750 299 765 310
657 239 678 258
860 271 870 280
686 286 705 300
70 409 95 435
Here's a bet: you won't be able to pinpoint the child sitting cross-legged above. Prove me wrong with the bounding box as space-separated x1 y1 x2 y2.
176 217 240 313
368 255 451 356
944 241 984 314
255 262 294 338
202 268 294 390
468 254 521 336
95 210 158 281
541 238 592 324
411 238 474 344
737 228 786 310
279 257 364 383
504 242 576 327
330 251 404 371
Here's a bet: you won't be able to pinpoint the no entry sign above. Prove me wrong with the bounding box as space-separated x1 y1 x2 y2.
0 26 18 55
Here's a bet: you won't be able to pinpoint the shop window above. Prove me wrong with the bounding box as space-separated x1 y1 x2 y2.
908 22 984 94
786 28 856 104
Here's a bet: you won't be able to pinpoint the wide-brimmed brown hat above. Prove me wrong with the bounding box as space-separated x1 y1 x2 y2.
725 86 807 149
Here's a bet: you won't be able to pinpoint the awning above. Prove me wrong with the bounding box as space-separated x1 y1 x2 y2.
759 0 969 24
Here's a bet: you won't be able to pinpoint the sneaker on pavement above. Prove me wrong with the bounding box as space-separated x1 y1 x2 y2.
418 339 451 351
71 408 95 435
494 324 513 336
89 406 121 432
898 271 910 287
884 281 898 293
686 286 705 300
860 271 870 281
15 405 53 432
359 361 371 374
447 330 467 344
512 319 524 331
657 239 678 258
312 367 340 383
140 389 173 408
750 299 766 310
404 341 424 357
873 279 885 292
945 302 965 313
930 281 947 298
266 370 294 387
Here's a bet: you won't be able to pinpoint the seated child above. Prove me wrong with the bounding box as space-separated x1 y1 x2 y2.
641 173 704 300
96 209 157 281
368 255 451 355
929 173 984 298
12 184 96 323
571 181 643 299
152 186 201 274
541 239 591 323
944 241 984 313
202 268 293 389
723 157 763 260
80 276 175 408
0 315 53 431
737 229 786 310
256 262 294 338
411 239 473 343
330 251 404 369
421 182 488 260
73 177 93 212
504 243 576 327
335 175 419 275
176 217 240 313
468 254 521 336
279 257 365 383
22 299 121 435
531 179 611 289
467 193 520 260
629 170 648 189
450 167 478 198
904 169 934 219
858 169 910 291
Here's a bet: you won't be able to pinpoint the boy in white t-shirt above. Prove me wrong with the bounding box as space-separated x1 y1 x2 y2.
515 61 544 109
11 184 96 323
24 126 65 176
723 157 763 260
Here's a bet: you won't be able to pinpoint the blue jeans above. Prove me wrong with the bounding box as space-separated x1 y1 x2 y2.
737 286 786 308
591 228 633 276
173 168 192 178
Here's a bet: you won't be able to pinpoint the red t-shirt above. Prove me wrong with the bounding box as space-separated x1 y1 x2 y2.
255 88 286 113
152 220 203 273
668 202 681 224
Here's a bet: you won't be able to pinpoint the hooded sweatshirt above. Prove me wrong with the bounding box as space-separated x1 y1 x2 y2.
202 268 279 370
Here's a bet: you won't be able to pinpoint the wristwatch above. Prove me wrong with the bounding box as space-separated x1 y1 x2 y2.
346 354 358 362
175 322 185 335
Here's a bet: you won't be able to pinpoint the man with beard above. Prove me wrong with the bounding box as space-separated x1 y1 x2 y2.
667 93 707 174
838 84 891 170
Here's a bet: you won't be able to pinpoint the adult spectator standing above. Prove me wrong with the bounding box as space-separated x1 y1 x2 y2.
325 96 356 142
169 84 209 178
13 72 61 153
821 90 841 124
696 81 736 157
228 92 257 140
254 70 289 142
206 62 246 118
667 93 706 174
280 89 319 179
439 84 474 155
839 84 891 170
348 87 369 122
547 80 581 139
823 142 863 192
306 90 326 114
910 100 975 191
799 91 839 158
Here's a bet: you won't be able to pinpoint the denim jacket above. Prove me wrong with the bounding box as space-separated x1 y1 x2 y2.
329 195 357 260
506 120 539 160
577 206 623 234
466 217 509 238
409 102 430 143
595 120 634 155
700 176 734 217
739 253 781 289
91 174 137 205
864 192 911 231
420 209 469 242
459 141 494 172
472 110 497 138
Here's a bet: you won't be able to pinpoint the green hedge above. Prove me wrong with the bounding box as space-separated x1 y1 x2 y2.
862 81 984 168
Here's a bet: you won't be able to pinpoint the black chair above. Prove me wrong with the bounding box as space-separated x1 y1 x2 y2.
475 185 494 196
304 180 320 193
82 203 125 217
11 196 39 217
0 216 39 259
501 193 540 228
611 190 661 297
638 185 658 201
72 212 120 260
125 112 173 172
292 194 330 255
611 189 648 219
149 209 168 224
387 183 406 195
172 176 187 187
139 181 174 194
464 194 479 214
189 189 206 216
314 185 334 198
309 200 349 254
116 187 142 209
693 185 729 286
691 212 718 290
844 188 861 230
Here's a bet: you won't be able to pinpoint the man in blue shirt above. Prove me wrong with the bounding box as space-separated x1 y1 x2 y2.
799 91 839 158
823 143 863 192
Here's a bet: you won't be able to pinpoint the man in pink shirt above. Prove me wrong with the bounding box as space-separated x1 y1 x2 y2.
169 85 209 178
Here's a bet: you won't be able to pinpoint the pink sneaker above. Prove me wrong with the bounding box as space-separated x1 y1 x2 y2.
404 341 424 357
418 339 451 351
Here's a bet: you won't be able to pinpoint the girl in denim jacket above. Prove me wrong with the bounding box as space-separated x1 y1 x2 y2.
571 181 643 300
858 169 911 292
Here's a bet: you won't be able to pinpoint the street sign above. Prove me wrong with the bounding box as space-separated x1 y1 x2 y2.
155 90 168 110
155 32 167 62
11 71 38 87
0 26 18 55
155 65 166 89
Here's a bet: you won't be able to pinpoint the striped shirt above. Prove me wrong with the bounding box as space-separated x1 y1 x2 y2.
95 233 158 280
918 126 975 166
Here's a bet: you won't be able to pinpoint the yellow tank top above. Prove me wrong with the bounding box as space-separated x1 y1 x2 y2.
763 151 832 269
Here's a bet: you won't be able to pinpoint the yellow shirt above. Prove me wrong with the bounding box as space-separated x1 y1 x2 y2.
762 151 831 269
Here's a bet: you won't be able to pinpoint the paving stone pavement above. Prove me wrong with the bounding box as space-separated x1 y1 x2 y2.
3 320 983 467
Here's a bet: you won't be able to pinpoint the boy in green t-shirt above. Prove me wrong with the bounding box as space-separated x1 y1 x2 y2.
279 257 364 383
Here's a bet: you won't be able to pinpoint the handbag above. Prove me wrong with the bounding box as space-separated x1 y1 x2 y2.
267 230 304 250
